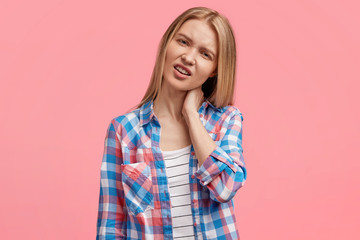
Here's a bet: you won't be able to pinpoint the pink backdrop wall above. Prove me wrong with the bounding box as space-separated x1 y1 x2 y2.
1 0 359 239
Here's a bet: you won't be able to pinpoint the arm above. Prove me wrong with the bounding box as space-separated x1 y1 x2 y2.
96 120 127 239
185 108 247 203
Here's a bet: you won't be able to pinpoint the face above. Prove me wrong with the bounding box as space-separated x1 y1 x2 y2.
162 19 218 92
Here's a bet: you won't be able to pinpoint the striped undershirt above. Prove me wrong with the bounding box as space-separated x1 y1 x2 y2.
162 145 195 240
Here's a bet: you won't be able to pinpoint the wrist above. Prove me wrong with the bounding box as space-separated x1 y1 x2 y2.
183 109 199 124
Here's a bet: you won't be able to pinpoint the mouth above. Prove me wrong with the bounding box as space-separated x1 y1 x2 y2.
174 64 191 76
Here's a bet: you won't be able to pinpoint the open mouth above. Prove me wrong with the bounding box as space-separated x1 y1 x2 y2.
174 65 191 76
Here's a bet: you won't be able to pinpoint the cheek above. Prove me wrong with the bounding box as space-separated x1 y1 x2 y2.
165 43 180 61
198 61 217 78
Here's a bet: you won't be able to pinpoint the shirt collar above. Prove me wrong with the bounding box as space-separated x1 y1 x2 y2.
139 100 155 127
139 98 223 127
204 99 223 113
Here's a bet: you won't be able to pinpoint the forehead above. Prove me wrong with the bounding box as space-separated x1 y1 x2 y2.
176 19 218 54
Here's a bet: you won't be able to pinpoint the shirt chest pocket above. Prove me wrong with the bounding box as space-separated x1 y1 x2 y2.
121 161 154 215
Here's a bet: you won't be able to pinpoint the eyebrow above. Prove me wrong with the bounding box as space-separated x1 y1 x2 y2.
176 33 216 58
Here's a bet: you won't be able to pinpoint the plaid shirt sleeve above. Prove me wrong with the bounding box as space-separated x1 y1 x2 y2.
194 107 247 203
96 120 127 239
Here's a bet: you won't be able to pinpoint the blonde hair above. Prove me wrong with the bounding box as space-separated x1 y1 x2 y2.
137 7 237 109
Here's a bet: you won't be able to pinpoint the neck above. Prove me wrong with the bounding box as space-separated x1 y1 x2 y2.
153 81 187 121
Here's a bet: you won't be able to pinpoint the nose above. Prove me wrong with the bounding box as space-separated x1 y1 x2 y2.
181 48 196 65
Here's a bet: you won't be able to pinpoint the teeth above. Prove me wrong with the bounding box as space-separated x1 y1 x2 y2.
175 66 189 75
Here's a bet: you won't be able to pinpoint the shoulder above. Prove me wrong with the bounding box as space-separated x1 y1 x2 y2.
214 104 244 123
224 105 244 121
202 102 244 133
203 100 243 121
108 107 142 133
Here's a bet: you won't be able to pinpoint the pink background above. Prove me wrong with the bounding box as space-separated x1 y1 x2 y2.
1 0 359 239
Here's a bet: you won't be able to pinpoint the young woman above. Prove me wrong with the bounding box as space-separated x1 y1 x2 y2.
96 7 247 240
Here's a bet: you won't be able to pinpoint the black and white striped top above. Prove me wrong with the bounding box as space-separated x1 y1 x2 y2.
162 145 195 240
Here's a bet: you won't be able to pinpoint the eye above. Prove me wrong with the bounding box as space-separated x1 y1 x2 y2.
177 39 188 46
201 51 212 60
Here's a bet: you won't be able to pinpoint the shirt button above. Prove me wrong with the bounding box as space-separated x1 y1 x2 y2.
191 175 195 179
191 152 195 156
194 222 197 226
199 114 203 118
192 199 196 203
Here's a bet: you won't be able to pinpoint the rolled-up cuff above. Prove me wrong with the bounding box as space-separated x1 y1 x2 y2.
194 146 237 186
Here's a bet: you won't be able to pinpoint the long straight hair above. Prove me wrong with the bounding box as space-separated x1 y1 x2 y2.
136 7 237 109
